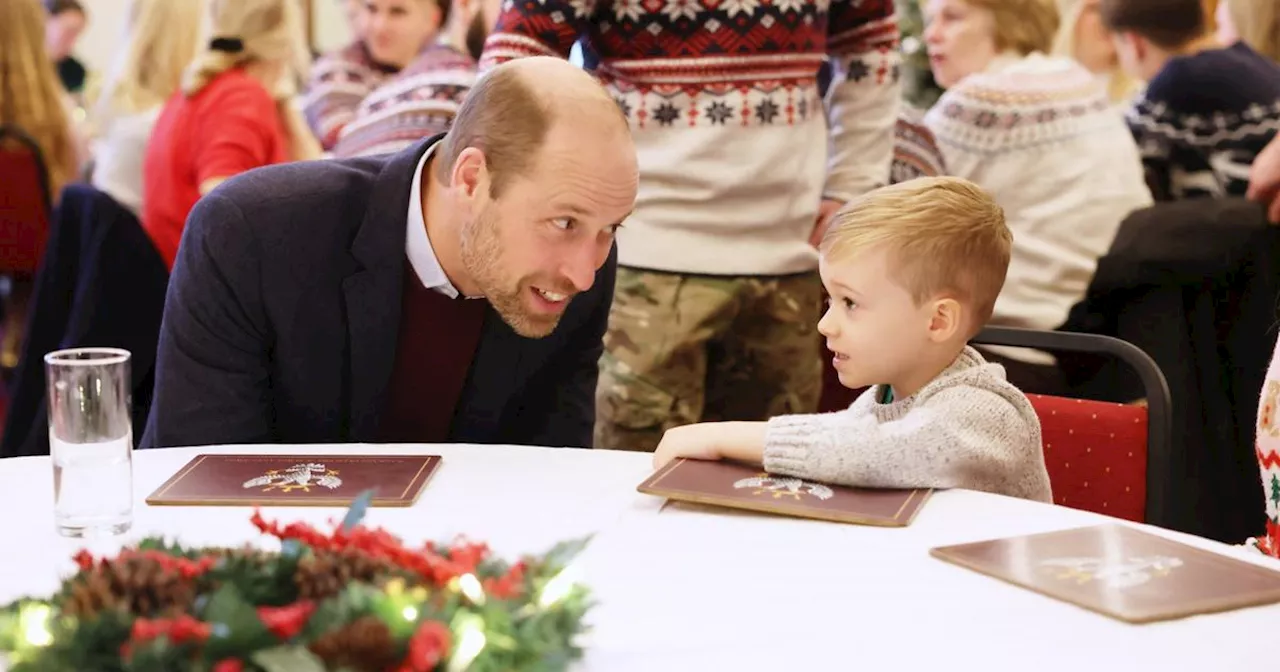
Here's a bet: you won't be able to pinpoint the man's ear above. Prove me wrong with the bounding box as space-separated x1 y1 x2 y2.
928 297 963 344
450 147 489 201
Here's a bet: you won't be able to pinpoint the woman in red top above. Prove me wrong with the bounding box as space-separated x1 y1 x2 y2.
143 0 320 270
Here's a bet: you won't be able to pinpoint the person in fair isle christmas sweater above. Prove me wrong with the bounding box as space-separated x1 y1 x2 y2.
480 0 901 452
1250 334 1280 559
304 0 445 150
921 0 1152 394
1100 0 1280 201
332 0 505 158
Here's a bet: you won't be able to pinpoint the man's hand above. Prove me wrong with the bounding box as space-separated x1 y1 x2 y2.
1248 135 1280 224
652 422 768 470
809 199 846 247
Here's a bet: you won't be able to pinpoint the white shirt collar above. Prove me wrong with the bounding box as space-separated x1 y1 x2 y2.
406 142 461 298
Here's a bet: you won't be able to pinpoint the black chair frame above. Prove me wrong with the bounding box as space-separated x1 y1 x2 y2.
973 326 1173 529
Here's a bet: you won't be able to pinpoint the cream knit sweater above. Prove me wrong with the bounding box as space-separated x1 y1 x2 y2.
925 54 1153 343
762 347 1053 503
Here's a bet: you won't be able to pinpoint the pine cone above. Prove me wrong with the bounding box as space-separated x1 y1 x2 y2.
308 615 400 671
60 556 197 619
294 548 402 601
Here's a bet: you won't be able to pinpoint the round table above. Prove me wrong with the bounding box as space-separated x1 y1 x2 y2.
1 443 1275 670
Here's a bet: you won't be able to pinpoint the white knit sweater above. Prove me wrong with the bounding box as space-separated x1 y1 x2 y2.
763 347 1053 503
924 53 1153 340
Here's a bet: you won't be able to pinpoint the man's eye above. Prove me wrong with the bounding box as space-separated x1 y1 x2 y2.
552 218 574 231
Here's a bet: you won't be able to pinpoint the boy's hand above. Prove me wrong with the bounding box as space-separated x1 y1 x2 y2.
652 422 769 470
653 424 723 470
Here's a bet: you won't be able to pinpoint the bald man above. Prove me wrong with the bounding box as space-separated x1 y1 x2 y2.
142 57 639 450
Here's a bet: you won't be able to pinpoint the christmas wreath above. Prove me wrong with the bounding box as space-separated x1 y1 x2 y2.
0 492 593 671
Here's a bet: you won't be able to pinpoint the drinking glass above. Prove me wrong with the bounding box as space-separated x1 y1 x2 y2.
45 348 133 537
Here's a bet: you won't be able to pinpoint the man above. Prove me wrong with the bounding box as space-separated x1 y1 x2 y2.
333 0 503 158
481 0 900 451
140 57 638 450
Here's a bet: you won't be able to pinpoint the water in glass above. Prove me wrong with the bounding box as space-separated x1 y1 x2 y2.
52 435 133 536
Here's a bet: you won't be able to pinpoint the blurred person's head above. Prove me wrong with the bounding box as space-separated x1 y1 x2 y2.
94 0 206 126
1053 0 1140 101
2 0 78 196
429 57 637 338
363 0 445 69
1218 0 1280 62
923 0 1060 88
1101 0 1217 81
44 0 86 62
442 0 502 59
183 0 311 98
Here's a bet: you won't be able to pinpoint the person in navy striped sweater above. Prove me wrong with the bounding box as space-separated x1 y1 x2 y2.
1102 0 1280 201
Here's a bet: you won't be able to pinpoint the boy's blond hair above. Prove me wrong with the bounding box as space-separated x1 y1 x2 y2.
820 177 1012 333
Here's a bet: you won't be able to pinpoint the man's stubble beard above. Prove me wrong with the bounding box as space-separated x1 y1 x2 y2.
459 206 563 339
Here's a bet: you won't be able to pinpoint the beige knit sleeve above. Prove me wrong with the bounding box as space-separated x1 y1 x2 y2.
761 386 1050 502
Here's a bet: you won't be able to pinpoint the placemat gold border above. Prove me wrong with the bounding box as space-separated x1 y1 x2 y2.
144 454 441 507
930 524 1280 624
637 458 932 527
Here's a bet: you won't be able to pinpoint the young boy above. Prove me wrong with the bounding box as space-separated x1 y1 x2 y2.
651 177 1053 504
1101 0 1280 201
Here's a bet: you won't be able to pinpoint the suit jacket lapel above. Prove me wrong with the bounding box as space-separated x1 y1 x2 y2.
344 136 445 441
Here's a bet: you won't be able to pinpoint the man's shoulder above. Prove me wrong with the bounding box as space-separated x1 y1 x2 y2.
188 153 400 260
211 155 387 215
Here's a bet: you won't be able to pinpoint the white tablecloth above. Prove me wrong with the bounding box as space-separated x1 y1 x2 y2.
2 443 1276 670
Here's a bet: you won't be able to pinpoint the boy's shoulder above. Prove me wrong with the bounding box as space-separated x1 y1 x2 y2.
916 347 1038 418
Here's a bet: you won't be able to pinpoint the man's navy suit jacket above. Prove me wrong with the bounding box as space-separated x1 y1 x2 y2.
139 137 616 449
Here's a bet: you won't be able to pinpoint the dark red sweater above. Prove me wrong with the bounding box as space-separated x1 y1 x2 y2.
378 267 488 443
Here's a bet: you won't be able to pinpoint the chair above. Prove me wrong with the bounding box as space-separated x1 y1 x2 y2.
0 185 169 458
972 327 1172 529
1062 197 1277 542
0 125 54 275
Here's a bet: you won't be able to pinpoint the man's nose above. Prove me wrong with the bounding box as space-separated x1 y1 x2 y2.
561 243 605 293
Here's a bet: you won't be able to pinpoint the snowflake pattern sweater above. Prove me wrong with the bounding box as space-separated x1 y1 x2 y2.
332 44 478 158
480 0 900 275
303 41 400 151
1253 336 1280 558
924 53 1152 339
1128 42 1280 201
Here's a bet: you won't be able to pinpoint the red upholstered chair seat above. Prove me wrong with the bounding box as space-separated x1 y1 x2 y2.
1026 393 1148 522
0 133 53 274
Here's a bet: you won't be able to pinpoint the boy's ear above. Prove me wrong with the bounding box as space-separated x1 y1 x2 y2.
927 297 963 343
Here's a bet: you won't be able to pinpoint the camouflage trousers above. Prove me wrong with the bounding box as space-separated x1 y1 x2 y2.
594 267 825 452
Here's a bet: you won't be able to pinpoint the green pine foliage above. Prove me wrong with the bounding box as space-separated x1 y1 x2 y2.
0 495 593 672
